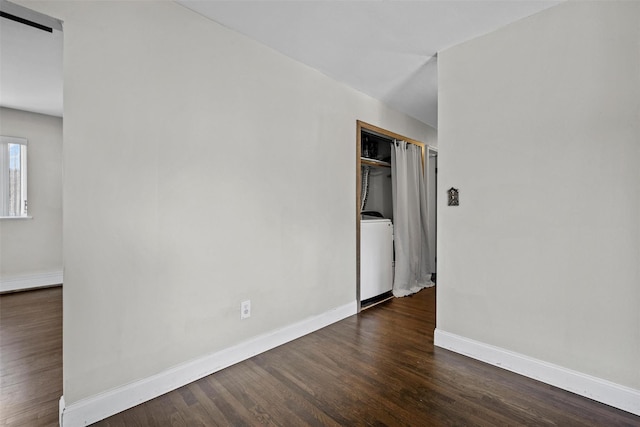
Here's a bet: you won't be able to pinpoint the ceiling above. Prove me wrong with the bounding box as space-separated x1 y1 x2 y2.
0 1 561 125
0 7 63 117
177 1 561 128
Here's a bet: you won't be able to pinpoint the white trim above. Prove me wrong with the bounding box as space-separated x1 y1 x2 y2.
0 216 33 219
59 396 65 426
434 329 640 417
60 300 358 427
0 271 63 293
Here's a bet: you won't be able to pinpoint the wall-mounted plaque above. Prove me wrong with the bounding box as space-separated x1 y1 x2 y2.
448 187 459 206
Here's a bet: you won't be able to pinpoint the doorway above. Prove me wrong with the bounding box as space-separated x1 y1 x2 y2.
356 120 433 312
0 3 64 425
0 0 64 292
426 146 438 283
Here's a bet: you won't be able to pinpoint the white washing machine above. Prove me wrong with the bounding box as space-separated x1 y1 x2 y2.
360 218 393 301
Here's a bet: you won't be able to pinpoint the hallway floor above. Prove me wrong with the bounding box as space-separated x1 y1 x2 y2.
1 287 62 427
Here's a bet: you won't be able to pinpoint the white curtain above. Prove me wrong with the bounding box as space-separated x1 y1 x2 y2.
391 140 433 297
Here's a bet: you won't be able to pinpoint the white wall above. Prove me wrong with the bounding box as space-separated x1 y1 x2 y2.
17 0 435 411
0 107 62 291
438 0 639 396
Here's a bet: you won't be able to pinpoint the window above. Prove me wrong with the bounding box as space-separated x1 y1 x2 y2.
0 136 28 217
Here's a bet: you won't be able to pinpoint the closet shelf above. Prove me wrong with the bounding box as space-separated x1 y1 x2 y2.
361 157 391 168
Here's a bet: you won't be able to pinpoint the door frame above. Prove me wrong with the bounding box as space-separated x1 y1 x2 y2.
356 120 425 312
426 145 438 277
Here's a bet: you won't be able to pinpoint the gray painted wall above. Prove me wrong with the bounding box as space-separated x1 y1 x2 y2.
18 0 436 405
438 1 639 390
0 107 62 287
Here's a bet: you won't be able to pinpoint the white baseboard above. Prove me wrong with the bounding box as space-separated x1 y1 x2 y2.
60 300 358 427
59 396 65 426
0 271 63 293
434 329 640 417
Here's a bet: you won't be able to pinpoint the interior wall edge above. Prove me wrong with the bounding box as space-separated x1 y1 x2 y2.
434 329 640 417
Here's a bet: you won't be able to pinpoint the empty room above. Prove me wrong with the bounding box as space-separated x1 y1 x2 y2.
1 1 638 426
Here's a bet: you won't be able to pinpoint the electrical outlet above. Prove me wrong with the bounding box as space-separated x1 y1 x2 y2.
240 300 251 319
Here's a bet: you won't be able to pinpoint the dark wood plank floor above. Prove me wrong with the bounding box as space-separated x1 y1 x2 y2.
3 286 639 426
0 286 62 427
97 287 638 426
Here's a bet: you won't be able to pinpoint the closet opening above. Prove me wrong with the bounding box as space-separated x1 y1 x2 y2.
356 121 436 312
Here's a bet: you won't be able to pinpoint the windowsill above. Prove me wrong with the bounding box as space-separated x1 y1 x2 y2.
0 216 33 220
